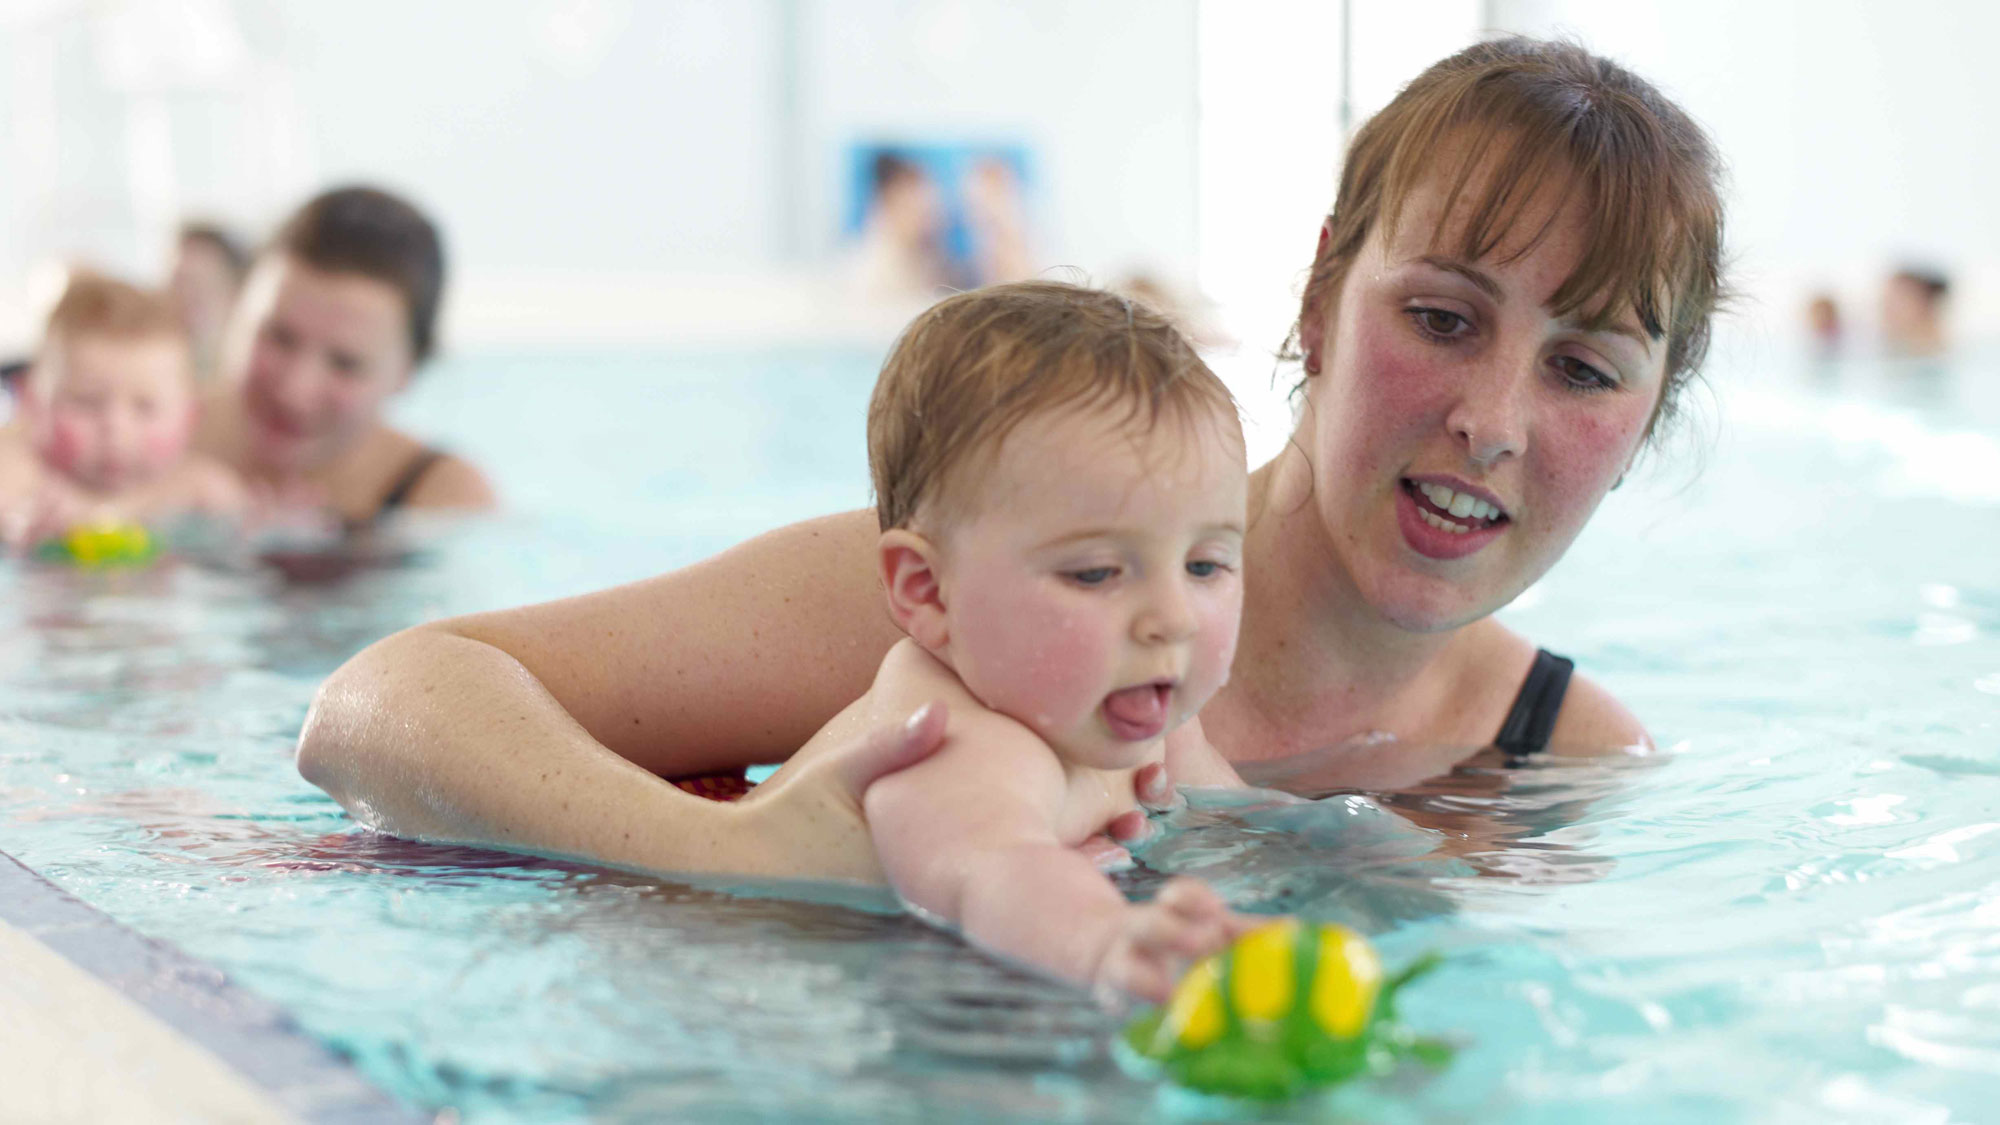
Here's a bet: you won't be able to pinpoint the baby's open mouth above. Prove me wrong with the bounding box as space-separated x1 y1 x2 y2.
1402 479 1510 535
1102 681 1172 742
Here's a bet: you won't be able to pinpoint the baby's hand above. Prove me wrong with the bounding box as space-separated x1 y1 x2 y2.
1 483 88 551
1094 877 1256 1005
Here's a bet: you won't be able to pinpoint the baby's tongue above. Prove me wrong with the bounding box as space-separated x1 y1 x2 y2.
1102 684 1167 741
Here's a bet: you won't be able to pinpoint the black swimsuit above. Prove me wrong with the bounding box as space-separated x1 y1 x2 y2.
1494 648 1574 757
339 447 446 536
376 447 445 518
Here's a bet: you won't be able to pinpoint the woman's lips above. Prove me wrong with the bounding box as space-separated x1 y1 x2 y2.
1102 682 1171 741
1396 478 1509 560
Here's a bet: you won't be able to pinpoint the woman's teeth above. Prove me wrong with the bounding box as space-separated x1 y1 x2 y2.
1418 507 1468 533
1416 481 1502 522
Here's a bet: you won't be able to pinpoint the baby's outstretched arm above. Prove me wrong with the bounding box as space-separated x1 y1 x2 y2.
864 713 1250 1003
1094 877 1249 1002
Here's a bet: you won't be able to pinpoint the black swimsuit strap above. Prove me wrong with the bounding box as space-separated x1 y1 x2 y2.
1494 648 1574 756
375 447 446 520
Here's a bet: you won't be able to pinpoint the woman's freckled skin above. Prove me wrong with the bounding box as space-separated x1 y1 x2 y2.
1297 189 1664 636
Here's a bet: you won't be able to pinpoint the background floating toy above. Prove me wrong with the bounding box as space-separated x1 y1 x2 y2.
1121 919 1450 1100
36 523 158 567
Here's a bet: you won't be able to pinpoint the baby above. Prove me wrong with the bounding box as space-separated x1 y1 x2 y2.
0 272 245 546
774 281 1258 1002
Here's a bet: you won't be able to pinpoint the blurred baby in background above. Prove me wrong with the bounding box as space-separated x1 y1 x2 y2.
0 271 246 547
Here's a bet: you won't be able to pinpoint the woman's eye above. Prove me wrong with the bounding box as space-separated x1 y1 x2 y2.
1408 307 1470 340
1066 567 1117 586
1553 355 1617 392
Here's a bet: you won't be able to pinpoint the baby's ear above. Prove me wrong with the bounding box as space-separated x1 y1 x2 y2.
878 528 949 652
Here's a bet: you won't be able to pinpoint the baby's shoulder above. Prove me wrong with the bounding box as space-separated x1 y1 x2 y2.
869 640 1065 777
870 639 980 712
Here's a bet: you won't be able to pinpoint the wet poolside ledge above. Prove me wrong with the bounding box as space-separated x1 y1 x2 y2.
0 849 424 1124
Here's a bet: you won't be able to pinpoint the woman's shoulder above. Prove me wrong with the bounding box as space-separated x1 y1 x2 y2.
372 427 493 511
1455 619 1651 752
1548 673 1652 752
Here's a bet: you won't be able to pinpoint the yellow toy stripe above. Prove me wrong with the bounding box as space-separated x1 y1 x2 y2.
1307 924 1383 1038
1162 956 1226 1050
1228 919 1300 1025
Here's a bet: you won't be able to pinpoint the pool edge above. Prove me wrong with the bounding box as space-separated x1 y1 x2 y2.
0 847 428 1125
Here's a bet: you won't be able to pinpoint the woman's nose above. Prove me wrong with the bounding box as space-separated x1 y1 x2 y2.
264 359 320 412
1445 354 1532 467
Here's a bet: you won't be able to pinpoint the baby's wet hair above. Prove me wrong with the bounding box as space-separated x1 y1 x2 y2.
33 271 187 390
868 280 1236 533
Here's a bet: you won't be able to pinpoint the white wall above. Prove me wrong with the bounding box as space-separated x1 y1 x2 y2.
1492 0 2000 351
1196 0 1483 464
0 0 1199 351
797 0 1199 282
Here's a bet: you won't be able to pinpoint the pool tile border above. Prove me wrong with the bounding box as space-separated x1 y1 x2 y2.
0 847 427 1125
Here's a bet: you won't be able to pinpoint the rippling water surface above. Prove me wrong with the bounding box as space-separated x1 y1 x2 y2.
2 350 1997 1122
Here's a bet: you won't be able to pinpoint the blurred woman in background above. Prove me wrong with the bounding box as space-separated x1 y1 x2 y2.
195 186 493 528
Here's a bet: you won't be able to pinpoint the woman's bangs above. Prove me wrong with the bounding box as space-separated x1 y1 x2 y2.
1389 114 1694 347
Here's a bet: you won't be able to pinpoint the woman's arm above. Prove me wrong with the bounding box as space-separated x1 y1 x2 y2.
295 509 912 871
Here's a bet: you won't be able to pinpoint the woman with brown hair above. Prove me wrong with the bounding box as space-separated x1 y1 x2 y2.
296 38 1726 877
197 186 493 526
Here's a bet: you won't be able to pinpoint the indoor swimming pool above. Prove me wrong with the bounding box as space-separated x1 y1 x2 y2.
3 345 1998 1122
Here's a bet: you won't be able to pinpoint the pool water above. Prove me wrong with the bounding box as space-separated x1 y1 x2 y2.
3 347 1998 1122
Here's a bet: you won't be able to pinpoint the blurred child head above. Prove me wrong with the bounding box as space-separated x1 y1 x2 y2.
24 272 195 494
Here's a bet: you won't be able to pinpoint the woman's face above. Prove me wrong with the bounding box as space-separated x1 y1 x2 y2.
1294 181 1668 633
233 256 414 473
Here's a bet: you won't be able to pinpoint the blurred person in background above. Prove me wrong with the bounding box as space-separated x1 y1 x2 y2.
961 155 1035 287
169 220 252 384
0 271 246 546
195 185 493 531
1804 291 1842 359
1114 270 1234 351
1881 266 1950 357
853 151 954 300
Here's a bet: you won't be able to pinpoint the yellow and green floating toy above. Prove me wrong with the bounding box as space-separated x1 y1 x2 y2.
35 522 158 567
1121 919 1450 1100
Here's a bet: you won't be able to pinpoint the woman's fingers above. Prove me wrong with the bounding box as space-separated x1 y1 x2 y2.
1076 833 1134 872
1102 808 1150 844
1133 761 1183 813
832 699 948 797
